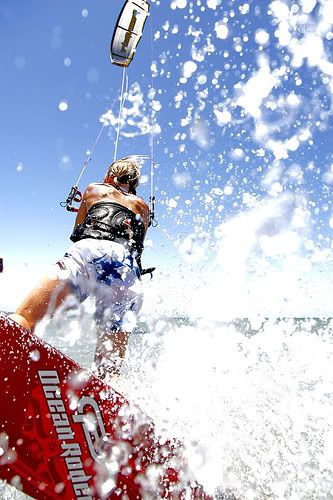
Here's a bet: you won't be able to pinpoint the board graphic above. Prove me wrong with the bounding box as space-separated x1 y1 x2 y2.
0 315 207 499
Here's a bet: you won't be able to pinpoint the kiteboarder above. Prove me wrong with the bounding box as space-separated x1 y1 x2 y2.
9 157 150 377
9 0 154 379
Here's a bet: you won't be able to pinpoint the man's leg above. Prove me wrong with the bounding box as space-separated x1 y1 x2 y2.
94 329 130 378
92 263 143 380
9 275 72 331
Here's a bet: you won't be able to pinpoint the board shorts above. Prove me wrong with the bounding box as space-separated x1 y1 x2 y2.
56 238 143 333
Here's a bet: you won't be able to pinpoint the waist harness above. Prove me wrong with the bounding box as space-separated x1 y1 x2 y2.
70 202 145 260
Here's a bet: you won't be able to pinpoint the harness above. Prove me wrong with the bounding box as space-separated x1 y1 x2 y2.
70 202 155 276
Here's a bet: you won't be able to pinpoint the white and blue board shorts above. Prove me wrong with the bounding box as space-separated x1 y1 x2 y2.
56 238 143 332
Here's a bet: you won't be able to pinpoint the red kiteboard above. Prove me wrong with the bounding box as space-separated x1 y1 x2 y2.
0 314 208 499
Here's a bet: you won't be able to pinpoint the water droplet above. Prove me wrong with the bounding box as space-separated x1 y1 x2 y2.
29 349 40 362
58 100 69 112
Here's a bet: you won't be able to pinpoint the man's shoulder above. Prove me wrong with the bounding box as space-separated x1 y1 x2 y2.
84 182 110 194
86 182 106 189
134 196 149 210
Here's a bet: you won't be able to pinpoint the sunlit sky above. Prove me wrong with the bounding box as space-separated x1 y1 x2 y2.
1 0 333 314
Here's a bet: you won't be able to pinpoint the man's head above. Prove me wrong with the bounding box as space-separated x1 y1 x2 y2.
104 156 140 194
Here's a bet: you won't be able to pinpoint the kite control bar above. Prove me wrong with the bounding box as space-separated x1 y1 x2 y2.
60 186 82 213
141 266 156 279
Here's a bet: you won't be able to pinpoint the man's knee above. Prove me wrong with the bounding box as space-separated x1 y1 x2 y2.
8 313 34 332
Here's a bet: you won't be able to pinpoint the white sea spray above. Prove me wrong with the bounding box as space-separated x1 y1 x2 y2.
118 310 333 498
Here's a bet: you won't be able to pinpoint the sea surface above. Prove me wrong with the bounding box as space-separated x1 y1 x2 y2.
1 314 333 499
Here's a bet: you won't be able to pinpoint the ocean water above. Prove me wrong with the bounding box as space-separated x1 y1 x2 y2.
1 310 333 499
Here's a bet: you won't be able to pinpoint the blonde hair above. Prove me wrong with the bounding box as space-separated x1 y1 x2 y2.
104 156 140 185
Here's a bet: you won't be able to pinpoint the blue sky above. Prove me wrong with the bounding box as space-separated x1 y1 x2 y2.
1 0 333 314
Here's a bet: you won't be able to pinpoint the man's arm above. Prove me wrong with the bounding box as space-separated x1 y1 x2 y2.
72 183 96 228
73 197 87 228
137 199 150 232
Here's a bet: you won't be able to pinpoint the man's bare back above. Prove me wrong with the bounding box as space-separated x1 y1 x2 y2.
75 182 150 230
